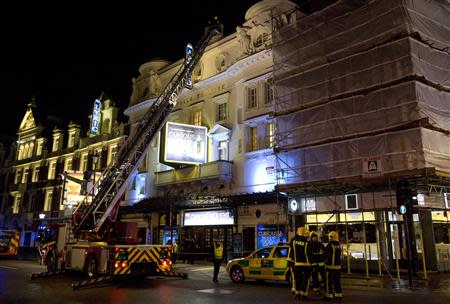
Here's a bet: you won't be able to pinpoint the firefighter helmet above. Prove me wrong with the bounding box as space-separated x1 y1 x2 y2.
328 231 339 241
310 231 319 240
297 227 309 237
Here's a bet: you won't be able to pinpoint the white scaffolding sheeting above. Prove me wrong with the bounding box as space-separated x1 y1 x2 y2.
273 0 450 184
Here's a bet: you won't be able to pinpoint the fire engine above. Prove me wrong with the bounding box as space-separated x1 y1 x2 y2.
0 230 20 257
38 18 222 278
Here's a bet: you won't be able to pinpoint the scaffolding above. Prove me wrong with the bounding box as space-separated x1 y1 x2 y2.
271 0 450 277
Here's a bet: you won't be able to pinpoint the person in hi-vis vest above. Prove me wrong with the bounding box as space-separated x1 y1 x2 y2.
211 239 224 283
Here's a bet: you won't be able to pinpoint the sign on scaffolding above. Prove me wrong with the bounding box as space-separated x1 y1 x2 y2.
362 156 382 177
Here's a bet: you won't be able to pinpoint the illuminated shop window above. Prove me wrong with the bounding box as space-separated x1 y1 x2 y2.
345 194 358 210
247 87 257 109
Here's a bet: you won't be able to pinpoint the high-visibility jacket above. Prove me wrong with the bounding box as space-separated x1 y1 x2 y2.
214 244 224 260
324 240 341 269
309 240 326 266
288 235 313 266
173 242 179 253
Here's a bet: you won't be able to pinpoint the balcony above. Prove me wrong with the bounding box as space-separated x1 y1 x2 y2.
155 160 233 186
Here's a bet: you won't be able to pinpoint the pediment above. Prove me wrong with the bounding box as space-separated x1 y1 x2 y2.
19 109 37 131
208 124 231 141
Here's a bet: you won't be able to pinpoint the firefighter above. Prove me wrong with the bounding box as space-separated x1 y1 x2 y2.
288 227 313 301
323 231 343 302
309 231 326 294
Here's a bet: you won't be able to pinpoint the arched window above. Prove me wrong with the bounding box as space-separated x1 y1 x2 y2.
18 145 24 160
28 142 34 158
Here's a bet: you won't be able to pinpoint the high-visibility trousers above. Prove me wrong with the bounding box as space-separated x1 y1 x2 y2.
291 265 311 296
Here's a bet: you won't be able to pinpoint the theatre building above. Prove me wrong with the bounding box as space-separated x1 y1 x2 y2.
121 0 297 259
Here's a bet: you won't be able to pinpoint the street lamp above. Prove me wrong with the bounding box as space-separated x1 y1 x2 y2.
92 152 100 195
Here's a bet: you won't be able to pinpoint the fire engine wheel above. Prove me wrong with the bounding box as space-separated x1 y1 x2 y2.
230 266 245 283
86 256 98 278
46 250 57 273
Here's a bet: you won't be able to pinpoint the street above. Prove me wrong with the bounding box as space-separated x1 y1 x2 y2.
1 259 450 304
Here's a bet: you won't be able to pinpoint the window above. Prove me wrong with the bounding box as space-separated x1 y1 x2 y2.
64 158 72 172
22 168 29 183
217 102 228 121
52 137 60 152
108 145 118 165
249 127 258 151
445 193 449 209
253 247 272 259
15 169 22 184
266 123 274 148
17 145 24 160
193 110 202 126
218 141 228 161
23 143 30 159
265 80 274 105
345 194 358 210
36 141 43 156
44 190 53 212
93 150 102 170
273 247 288 258
13 195 21 214
68 133 75 148
81 153 88 171
247 87 257 109
33 167 40 182
48 161 57 179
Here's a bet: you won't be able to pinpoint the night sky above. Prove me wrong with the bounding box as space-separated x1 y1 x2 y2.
0 1 258 143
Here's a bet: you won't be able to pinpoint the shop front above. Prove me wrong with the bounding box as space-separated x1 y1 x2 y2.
177 209 235 262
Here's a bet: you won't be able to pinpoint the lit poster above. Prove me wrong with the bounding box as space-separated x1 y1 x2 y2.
183 209 234 226
257 225 287 249
164 122 207 164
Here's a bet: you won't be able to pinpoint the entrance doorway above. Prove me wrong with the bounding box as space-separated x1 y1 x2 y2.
243 227 255 256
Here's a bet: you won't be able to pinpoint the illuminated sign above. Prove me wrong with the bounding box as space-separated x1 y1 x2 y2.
185 43 193 89
163 122 207 164
257 225 287 249
183 209 234 226
90 99 101 134
63 171 101 206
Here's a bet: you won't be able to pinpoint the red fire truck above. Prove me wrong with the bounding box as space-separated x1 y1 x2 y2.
38 19 222 278
0 230 20 257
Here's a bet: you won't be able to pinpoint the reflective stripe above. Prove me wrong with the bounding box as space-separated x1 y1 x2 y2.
305 242 309 265
325 265 341 269
294 262 311 266
300 291 308 296
325 270 330 296
335 293 343 297
290 267 295 291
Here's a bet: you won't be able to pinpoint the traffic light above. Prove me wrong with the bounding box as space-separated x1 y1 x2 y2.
396 179 413 214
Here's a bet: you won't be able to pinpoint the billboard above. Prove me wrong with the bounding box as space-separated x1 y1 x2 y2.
183 209 234 226
257 225 287 249
163 122 207 165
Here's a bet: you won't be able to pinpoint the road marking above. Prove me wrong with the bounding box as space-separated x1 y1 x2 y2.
197 288 232 294
0 265 18 270
189 267 213 272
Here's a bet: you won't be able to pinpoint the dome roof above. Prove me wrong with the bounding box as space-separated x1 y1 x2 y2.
245 0 297 21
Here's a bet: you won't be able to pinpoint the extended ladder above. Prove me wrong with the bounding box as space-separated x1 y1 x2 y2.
72 19 222 240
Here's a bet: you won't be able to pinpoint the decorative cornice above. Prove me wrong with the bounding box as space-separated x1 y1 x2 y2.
124 98 157 117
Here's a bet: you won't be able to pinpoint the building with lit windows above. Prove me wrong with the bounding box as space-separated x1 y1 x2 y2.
121 0 298 258
0 96 126 249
